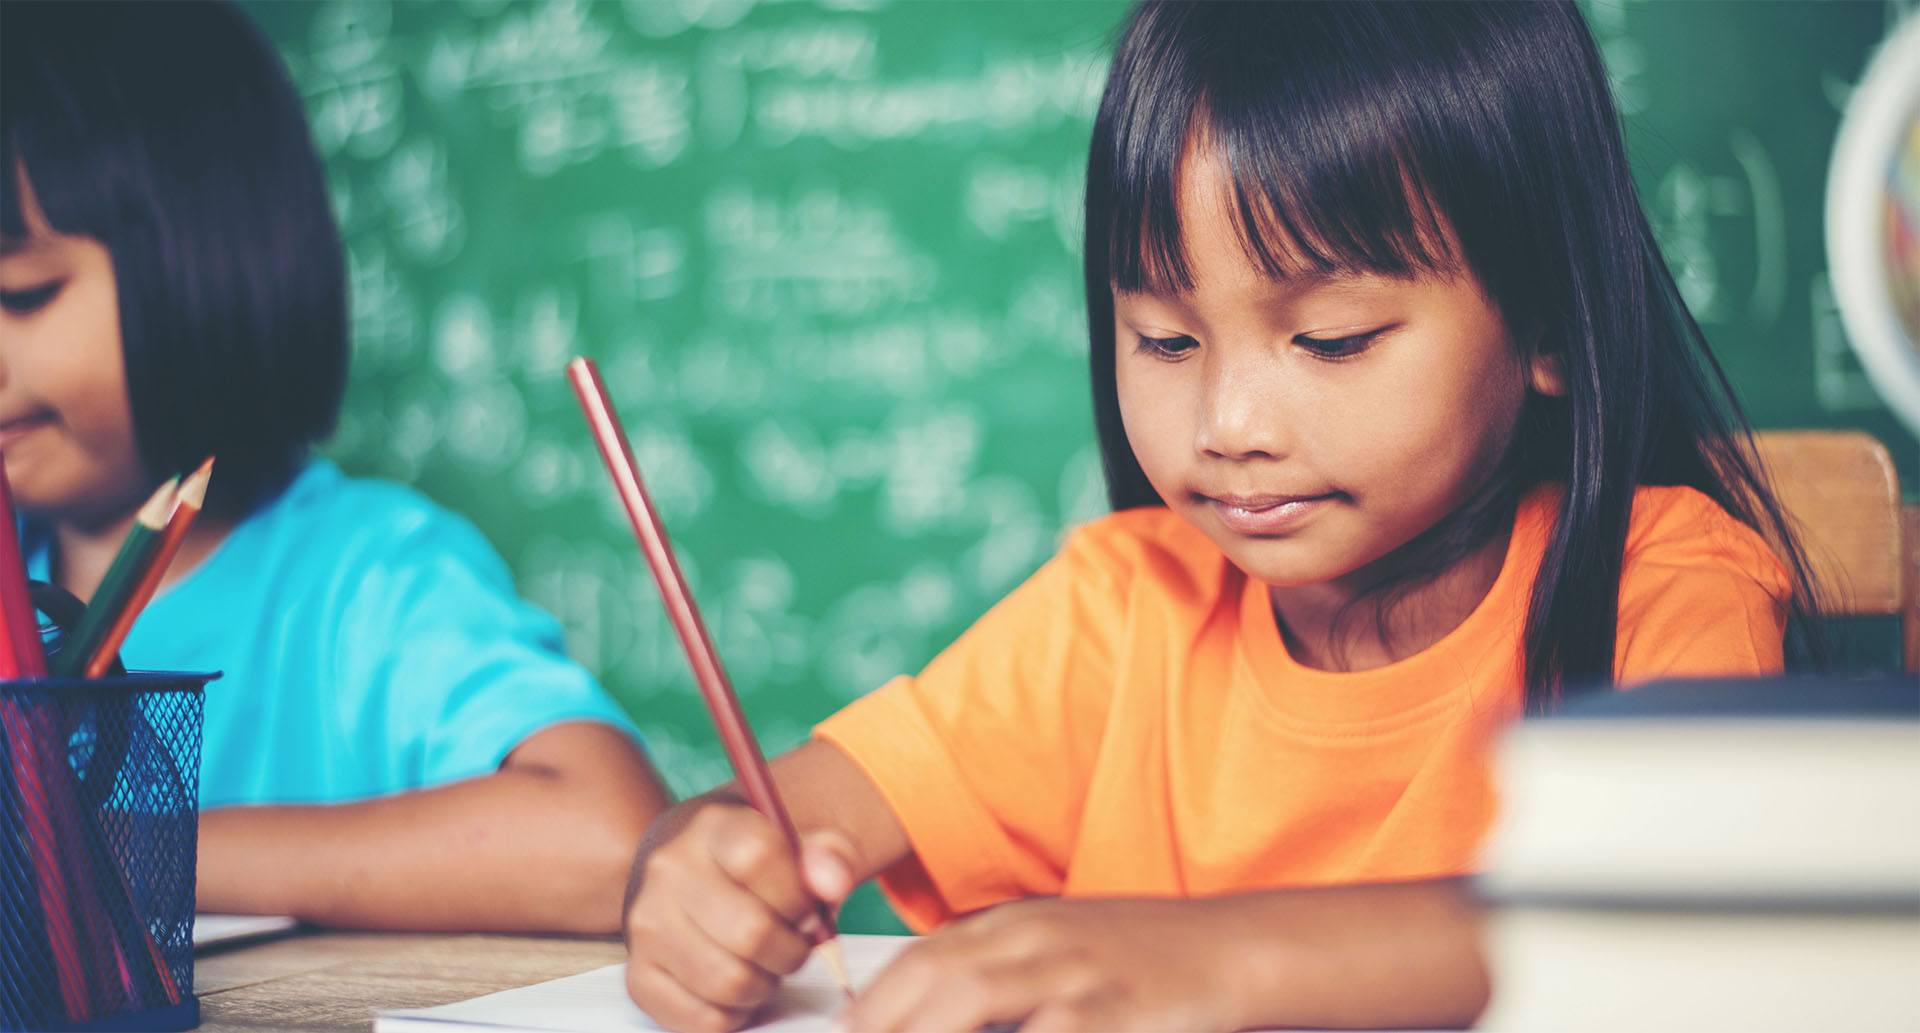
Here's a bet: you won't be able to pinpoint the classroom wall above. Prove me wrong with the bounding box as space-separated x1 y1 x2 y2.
241 0 1917 928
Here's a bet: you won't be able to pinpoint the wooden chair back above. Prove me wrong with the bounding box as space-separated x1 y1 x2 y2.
1751 430 1915 671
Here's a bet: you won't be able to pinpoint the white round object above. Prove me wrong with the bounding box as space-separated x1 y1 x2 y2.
1825 12 1920 437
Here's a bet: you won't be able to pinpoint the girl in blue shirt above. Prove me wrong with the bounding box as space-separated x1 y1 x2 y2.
0 1 670 933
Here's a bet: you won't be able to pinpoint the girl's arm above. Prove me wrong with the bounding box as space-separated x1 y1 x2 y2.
625 739 1487 1033
846 879 1489 1032
195 721 672 934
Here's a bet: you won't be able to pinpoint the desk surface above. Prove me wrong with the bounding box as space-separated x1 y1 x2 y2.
196 930 625 1031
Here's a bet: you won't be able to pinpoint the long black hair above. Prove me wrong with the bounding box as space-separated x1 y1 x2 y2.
1084 1 1825 712
1 0 348 518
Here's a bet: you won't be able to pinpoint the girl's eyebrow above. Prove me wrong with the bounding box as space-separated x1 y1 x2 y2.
1114 270 1393 301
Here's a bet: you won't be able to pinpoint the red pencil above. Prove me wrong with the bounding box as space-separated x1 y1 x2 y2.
0 459 88 1013
0 461 47 678
567 357 851 994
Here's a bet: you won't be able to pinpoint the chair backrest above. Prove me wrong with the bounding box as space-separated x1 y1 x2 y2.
1751 430 1914 671
1906 505 1919 673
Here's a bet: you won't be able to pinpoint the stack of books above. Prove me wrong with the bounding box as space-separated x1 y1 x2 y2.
1477 676 1920 1032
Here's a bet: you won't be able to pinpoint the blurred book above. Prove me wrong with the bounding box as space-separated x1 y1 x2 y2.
1480 906 1919 1032
1478 676 1920 1032
1481 676 1920 904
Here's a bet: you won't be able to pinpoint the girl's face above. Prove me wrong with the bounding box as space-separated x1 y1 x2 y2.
0 173 146 525
1113 148 1558 593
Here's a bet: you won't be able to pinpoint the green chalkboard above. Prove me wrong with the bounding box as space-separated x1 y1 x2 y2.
239 0 1915 932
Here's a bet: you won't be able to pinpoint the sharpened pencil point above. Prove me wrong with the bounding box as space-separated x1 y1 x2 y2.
820 937 853 998
136 476 180 529
176 457 215 508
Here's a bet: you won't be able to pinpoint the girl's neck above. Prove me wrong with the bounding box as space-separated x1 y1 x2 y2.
1268 524 1512 673
53 509 236 605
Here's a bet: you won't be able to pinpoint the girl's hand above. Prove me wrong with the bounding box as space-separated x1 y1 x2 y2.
840 896 1256 1033
623 798 856 1033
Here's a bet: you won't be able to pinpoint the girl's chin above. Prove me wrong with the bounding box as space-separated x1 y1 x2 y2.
1220 543 1365 591
4 460 141 523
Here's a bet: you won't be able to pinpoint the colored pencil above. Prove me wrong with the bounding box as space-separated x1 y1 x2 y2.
0 462 47 678
0 460 89 1015
1 702 90 1017
0 712 65 1026
0 461 181 1018
67 458 207 1004
567 357 852 995
64 465 203 1002
81 458 213 678
53 477 177 677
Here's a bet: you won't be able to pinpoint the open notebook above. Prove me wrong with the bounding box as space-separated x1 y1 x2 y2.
377 935 914 1033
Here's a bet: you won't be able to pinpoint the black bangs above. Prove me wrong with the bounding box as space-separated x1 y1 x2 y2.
0 37 124 244
1097 1 1460 296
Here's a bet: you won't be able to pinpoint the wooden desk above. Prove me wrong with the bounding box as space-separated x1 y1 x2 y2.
195 931 624 1031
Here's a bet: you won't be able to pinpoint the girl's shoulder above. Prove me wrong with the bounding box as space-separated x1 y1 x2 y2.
265 459 451 533
1620 484 1793 601
231 459 512 595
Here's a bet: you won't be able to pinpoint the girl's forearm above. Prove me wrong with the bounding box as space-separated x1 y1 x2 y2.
1218 878 1490 1030
198 726 671 934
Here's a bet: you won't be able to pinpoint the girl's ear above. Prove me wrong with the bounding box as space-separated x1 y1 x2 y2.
1527 351 1567 397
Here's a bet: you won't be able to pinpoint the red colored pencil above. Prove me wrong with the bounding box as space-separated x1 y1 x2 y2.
2 459 95 1015
0 462 47 677
567 357 851 994
2 705 91 1017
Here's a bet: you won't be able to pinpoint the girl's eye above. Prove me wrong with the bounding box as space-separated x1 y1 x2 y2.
0 281 63 315
1293 330 1381 360
1135 333 1199 359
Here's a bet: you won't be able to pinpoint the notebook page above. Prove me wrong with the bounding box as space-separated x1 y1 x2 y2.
377 934 914 1033
193 913 299 951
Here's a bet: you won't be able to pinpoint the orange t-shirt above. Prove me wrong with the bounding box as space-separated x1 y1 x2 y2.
814 484 1791 931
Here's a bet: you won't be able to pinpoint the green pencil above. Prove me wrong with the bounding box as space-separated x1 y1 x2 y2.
53 477 179 677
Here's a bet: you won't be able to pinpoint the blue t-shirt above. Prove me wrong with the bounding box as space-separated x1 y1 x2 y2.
22 459 639 808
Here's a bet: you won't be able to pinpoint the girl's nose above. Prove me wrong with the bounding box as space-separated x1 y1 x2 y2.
1195 352 1291 460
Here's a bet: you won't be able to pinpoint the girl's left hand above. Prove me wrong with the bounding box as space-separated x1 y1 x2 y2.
838 896 1254 1033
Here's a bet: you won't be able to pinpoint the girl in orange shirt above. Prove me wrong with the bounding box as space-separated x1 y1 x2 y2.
621 2 1824 1030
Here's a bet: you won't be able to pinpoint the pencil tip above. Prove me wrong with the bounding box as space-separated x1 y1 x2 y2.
139 476 180 527
820 938 853 998
177 457 216 508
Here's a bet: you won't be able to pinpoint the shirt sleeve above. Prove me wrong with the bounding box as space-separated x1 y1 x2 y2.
1614 491 1794 685
813 523 1130 931
332 505 642 790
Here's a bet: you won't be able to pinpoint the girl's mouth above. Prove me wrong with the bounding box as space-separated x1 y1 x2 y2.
1199 491 1341 536
0 411 57 450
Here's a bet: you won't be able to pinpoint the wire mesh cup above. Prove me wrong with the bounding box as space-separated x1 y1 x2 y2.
2 671 216 1031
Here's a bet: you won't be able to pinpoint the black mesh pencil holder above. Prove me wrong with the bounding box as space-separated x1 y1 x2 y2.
2 582 217 1031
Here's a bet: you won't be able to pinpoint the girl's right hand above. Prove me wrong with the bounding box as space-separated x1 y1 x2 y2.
623 798 857 1033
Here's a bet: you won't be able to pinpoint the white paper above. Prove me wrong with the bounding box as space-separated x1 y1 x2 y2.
192 913 299 951
377 934 914 1033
